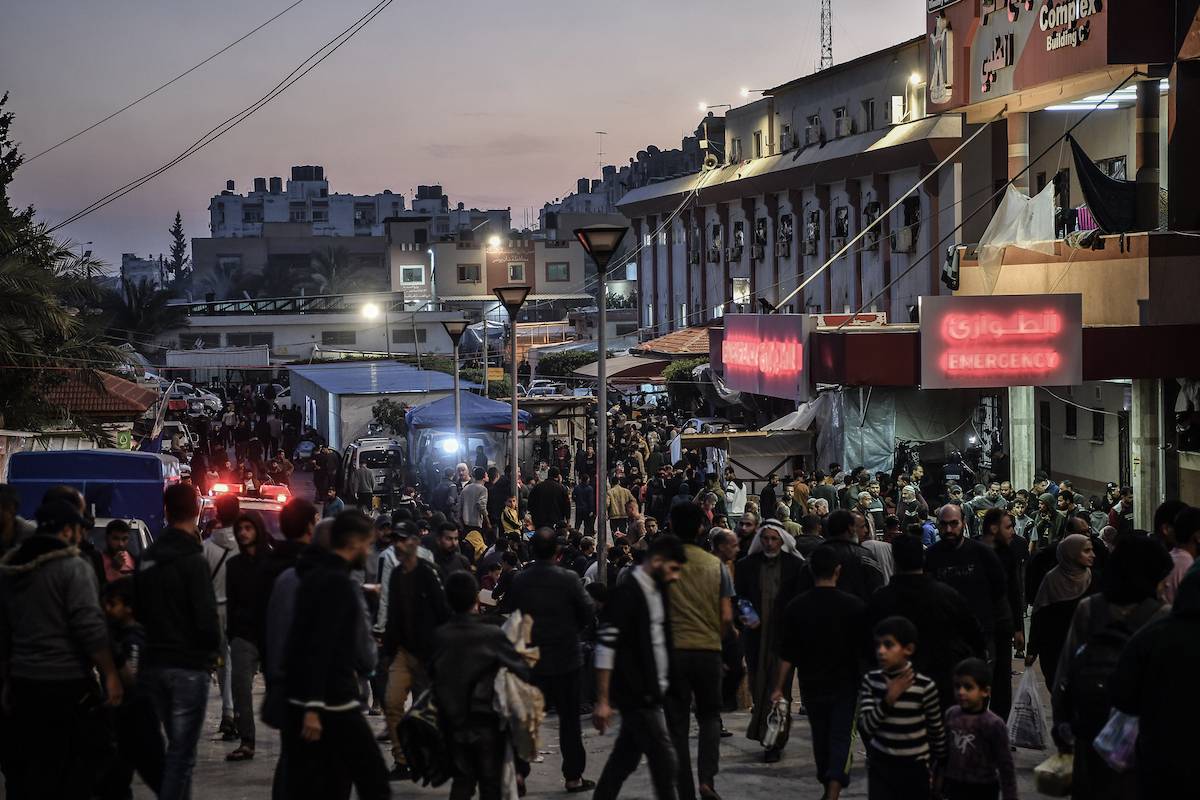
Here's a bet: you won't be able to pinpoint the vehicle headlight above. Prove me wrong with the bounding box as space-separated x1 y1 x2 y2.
439 439 459 454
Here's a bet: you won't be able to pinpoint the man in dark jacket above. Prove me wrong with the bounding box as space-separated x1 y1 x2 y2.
795 510 884 602
865 534 986 709
593 535 687 800
382 521 452 779
527 467 571 529
433 521 472 580
573 475 596 536
136 484 220 800
283 510 387 800
0 500 124 799
500 527 596 792
430 571 531 800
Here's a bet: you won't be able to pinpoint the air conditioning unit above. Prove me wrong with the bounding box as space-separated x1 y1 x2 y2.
805 125 822 146
707 247 721 263
777 240 791 258
726 245 743 261
802 239 818 256
864 230 880 251
688 250 700 265
893 227 916 253
831 236 847 252
751 244 764 261
834 117 853 138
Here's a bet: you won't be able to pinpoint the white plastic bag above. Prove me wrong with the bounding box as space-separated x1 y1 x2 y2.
1007 669 1049 750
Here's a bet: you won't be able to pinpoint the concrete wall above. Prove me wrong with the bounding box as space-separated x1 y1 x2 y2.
1037 381 1128 496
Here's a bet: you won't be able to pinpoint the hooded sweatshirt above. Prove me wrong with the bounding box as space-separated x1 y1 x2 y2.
136 527 220 671
0 534 109 681
203 525 237 605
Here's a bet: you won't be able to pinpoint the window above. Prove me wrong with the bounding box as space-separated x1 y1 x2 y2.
1064 404 1078 437
321 331 357 346
753 130 763 159
546 262 570 282
180 333 220 350
910 83 927 119
781 123 793 148
807 114 821 127
242 205 263 224
730 138 743 162
507 262 525 282
834 206 850 238
311 204 329 223
288 202 307 223
391 328 428 344
1091 409 1106 442
1097 156 1127 180
354 205 376 226
457 263 481 283
216 255 242 271
226 332 273 347
398 265 424 285
862 98 876 131
436 220 450 234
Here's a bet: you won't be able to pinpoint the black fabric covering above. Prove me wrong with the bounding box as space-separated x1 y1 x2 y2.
1068 134 1137 233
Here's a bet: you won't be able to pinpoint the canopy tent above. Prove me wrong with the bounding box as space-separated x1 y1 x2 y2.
405 391 531 432
678 429 815 496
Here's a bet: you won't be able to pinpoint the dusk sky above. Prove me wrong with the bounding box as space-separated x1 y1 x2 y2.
2 0 922 270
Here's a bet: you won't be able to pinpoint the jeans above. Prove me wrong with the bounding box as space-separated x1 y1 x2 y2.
230 637 259 746
532 669 586 782
4 676 111 800
384 648 429 763
594 706 678 800
867 750 930 800
801 683 857 789
283 706 390 800
448 723 507 800
142 667 209 800
664 649 723 800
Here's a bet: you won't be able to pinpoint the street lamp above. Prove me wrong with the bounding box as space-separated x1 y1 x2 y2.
361 300 391 358
441 317 470 460
574 224 627 585
493 285 531 503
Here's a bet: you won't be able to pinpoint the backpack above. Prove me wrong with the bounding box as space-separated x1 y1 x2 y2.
1065 599 1160 739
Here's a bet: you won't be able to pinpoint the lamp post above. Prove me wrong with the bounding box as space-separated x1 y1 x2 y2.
574 224 627 585
494 285 530 502
484 235 503 396
361 300 391 358
440 317 470 460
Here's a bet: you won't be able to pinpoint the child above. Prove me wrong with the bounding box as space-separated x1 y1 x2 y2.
97 578 165 800
858 615 947 800
940 659 1018 800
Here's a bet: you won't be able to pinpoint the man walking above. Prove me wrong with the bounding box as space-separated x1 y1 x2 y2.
0 500 124 799
137 484 221 800
204 493 239 740
593 535 688 800
666 502 734 800
381 521 451 779
283 511 388 799
501 527 596 792
457 467 490 535
527 466 571 530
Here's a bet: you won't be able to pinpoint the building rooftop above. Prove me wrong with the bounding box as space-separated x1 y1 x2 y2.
43 371 159 418
288 361 480 396
633 325 714 358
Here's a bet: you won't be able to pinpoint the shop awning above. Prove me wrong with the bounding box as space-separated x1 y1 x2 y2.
573 355 671 384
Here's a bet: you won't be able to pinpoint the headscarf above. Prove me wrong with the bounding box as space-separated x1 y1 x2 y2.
1101 534 1173 605
1033 533 1092 611
747 519 798 557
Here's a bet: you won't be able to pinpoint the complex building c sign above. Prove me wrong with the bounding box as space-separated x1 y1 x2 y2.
721 314 813 402
919 294 1082 389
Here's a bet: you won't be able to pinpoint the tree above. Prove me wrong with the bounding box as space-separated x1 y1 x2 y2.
100 277 189 356
537 349 600 378
371 398 408 436
198 261 241 300
167 211 190 282
661 357 707 409
307 246 366 295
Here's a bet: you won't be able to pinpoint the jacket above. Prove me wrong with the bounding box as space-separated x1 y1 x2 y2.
430 613 530 730
925 536 1007 635
499 560 594 675
795 538 884 602
225 551 264 643
255 538 306 652
203 526 237 604
136 527 221 671
458 481 489 528
284 547 375 711
0 535 109 681
527 480 570 529
596 571 674 709
382 557 451 662
606 484 634 519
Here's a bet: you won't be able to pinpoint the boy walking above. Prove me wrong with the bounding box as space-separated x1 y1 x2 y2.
858 616 946 800
940 658 1018 800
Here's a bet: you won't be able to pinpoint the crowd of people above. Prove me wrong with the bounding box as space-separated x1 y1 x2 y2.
1 400 1199 800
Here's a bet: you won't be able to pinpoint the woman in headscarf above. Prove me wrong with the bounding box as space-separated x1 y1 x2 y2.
734 520 804 763
1050 534 1173 800
1025 533 1095 691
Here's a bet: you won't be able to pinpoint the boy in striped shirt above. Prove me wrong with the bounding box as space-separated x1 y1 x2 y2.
858 615 947 800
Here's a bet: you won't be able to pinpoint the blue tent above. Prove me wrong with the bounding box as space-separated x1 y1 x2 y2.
405 391 531 432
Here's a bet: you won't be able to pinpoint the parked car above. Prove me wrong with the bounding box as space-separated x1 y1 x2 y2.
339 437 406 500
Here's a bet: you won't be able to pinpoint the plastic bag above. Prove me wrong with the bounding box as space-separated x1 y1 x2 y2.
1007 669 1048 750
761 698 791 750
1034 753 1073 797
1093 709 1139 772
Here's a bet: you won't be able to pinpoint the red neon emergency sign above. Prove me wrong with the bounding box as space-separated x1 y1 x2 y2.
721 314 812 401
920 295 1082 389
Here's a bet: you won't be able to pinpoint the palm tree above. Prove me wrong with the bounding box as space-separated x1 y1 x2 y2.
100 277 189 355
307 246 366 295
197 261 241 300
245 260 298 298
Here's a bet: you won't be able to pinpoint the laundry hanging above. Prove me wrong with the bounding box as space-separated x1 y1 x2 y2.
975 184 1058 271
1068 134 1137 233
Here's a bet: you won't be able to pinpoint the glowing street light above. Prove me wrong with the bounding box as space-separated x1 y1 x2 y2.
361 301 389 357
487 234 502 249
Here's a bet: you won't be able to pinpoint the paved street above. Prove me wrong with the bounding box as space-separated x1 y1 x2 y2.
126 666 1047 799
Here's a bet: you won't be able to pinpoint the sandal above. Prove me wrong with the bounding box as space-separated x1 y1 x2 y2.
225 745 255 762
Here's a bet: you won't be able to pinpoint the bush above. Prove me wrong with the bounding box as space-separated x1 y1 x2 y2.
537 350 600 379
661 358 707 409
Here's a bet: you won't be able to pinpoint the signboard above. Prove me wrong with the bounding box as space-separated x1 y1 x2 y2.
486 367 505 382
721 314 813 401
919 294 1082 389
929 12 954 105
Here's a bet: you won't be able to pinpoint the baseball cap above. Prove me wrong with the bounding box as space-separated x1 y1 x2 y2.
393 522 418 541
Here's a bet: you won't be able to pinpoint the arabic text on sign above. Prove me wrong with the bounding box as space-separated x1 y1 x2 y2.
941 310 1063 343
724 335 803 378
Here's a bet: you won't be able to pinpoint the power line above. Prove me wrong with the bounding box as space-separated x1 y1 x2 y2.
25 0 307 163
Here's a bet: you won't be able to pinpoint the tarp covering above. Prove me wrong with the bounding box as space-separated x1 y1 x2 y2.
818 389 896 475
976 184 1057 272
1069 134 1137 234
405 391 531 431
